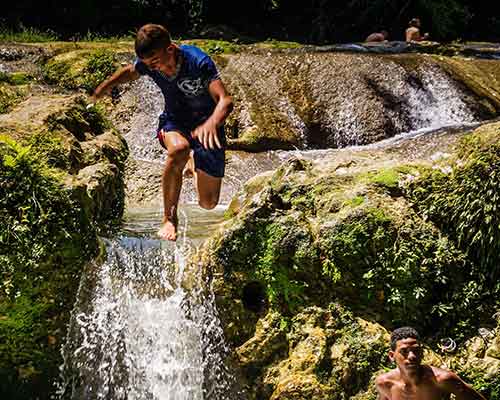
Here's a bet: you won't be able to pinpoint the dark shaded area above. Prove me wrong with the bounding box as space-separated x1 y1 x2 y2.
1 1 499 43
242 281 267 313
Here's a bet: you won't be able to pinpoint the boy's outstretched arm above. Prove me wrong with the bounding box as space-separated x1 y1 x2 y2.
91 64 141 102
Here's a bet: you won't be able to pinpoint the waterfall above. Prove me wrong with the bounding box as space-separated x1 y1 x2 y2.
56 210 235 400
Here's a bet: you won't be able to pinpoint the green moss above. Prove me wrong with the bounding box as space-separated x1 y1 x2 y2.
369 169 400 190
348 195 365 207
0 72 33 85
43 49 118 92
0 84 25 113
460 368 500 400
0 136 97 398
216 214 321 314
318 205 468 330
255 39 303 49
184 39 241 54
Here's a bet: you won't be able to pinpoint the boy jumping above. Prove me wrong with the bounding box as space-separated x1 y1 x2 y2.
92 24 233 241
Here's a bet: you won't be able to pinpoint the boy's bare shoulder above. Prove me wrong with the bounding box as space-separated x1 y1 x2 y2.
376 369 400 387
429 366 461 384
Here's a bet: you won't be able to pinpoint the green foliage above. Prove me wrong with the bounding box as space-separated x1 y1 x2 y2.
81 50 117 92
0 24 58 42
184 39 241 54
406 138 500 280
0 136 97 397
25 131 70 170
41 59 72 88
0 84 24 113
78 30 134 42
319 206 468 330
460 367 500 400
0 72 33 85
43 50 117 92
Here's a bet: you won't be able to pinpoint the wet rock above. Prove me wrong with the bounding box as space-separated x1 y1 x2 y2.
0 93 128 398
221 52 498 151
198 121 500 399
446 318 500 397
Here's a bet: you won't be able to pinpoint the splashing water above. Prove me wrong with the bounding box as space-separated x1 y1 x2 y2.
57 210 236 400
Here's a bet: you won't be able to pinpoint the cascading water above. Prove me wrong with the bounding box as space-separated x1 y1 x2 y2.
324 61 477 146
57 208 236 400
56 51 491 400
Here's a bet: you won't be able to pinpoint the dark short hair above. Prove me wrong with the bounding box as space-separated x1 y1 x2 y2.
390 327 420 350
409 18 420 27
135 24 171 58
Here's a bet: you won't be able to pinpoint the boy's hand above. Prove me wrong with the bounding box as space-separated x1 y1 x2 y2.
192 119 222 150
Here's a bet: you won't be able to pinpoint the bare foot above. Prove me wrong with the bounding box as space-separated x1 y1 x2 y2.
158 218 178 241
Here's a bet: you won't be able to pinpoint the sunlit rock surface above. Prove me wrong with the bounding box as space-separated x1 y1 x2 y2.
222 53 499 151
199 121 500 399
0 90 128 397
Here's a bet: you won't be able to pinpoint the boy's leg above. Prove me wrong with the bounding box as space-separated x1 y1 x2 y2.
158 130 190 241
195 169 222 210
183 150 195 178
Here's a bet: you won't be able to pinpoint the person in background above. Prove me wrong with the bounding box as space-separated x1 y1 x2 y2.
376 327 487 400
92 24 233 241
365 30 389 43
406 18 429 42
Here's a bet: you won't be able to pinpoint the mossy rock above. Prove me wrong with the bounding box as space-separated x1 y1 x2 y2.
221 52 499 152
0 94 128 399
0 137 97 399
434 56 500 115
0 71 34 85
42 49 119 92
198 120 500 399
0 84 27 114
234 304 391 399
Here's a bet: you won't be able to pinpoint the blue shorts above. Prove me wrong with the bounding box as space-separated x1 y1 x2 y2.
157 116 226 178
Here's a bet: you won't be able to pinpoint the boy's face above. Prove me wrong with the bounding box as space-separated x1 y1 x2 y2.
141 44 175 71
389 337 423 373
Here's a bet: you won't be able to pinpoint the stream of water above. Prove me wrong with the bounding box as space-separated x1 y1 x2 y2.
56 60 482 399
57 206 236 400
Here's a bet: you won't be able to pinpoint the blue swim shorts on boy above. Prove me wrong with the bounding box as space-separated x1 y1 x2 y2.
134 44 226 178
157 116 226 178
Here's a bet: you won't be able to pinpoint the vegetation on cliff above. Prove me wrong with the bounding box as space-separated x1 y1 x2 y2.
0 96 128 398
203 122 500 399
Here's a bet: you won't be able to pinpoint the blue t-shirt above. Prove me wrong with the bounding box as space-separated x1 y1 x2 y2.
134 45 220 126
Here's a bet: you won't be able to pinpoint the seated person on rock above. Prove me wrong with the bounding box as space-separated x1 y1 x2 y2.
406 18 429 42
365 30 389 43
92 23 233 241
376 327 486 400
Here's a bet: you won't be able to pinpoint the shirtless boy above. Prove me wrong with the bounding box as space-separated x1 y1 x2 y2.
92 24 233 241
376 327 486 400
406 18 429 42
